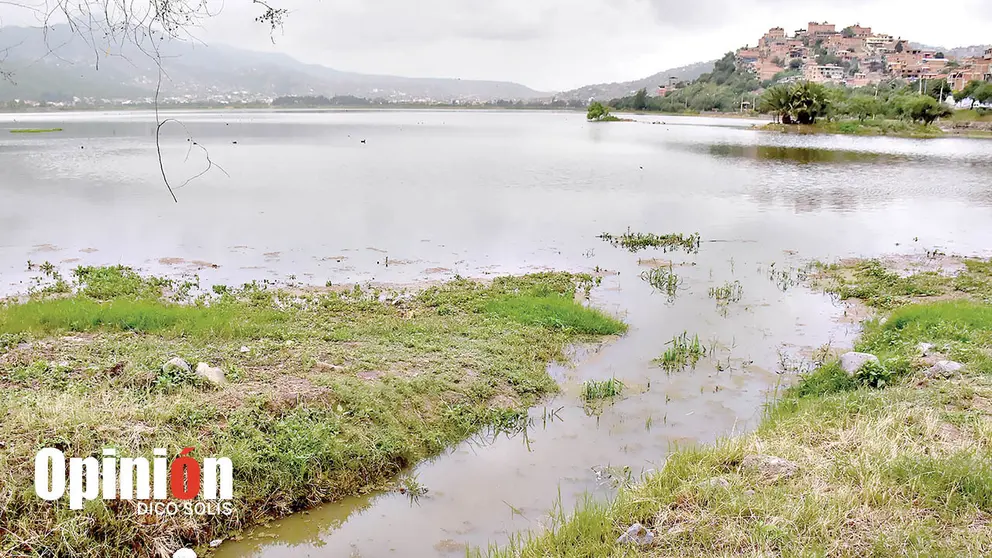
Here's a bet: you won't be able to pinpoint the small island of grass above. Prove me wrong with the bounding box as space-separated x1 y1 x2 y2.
9 127 63 133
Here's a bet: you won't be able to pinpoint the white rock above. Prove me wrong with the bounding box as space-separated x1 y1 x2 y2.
698 477 730 489
926 360 963 379
195 362 226 385
239 345 250 353
163 357 191 376
616 523 654 547
839 352 880 375
741 454 799 481
172 550 197 558
917 343 935 356
209 539 224 548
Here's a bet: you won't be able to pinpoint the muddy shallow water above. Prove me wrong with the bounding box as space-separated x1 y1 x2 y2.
2 109 992 557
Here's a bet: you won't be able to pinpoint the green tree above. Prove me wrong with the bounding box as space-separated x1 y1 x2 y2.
901 95 952 125
973 83 992 106
789 58 803 70
788 81 830 124
759 85 792 123
632 88 649 111
894 41 905 53
841 26 856 38
955 80 988 108
586 101 611 121
924 78 953 102
845 95 883 122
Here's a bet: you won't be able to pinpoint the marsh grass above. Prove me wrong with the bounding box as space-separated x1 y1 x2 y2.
640 265 683 302
655 331 707 372
482 256 992 558
599 229 701 254
9 127 63 133
581 378 624 401
0 267 624 557
816 258 992 309
708 280 743 310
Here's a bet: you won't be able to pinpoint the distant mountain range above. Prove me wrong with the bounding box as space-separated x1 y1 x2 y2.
0 25 548 102
555 60 717 101
910 44 990 59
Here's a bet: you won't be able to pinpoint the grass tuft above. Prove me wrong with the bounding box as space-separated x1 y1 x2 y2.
655 331 707 372
581 378 624 401
598 229 701 254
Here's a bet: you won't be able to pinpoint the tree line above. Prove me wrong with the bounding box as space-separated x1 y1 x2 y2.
602 50 992 126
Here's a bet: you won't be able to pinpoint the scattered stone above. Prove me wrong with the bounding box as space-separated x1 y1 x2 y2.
162 357 191 376
741 454 799 482
239 346 250 353
917 342 935 356
698 477 730 489
209 539 224 548
314 361 343 372
285 340 295 347
926 360 963 379
195 362 226 385
744 489 756 496
840 352 880 375
616 523 654 547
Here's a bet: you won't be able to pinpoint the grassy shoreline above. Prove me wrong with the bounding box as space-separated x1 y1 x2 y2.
761 121 992 139
483 255 992 557
0 266 625 557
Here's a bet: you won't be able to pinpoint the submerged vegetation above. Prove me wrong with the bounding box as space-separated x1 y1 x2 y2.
0 266 624 557
640 264 684 302
598 230 701 254
581 378 625 402
708 280 743 305
655 331 708 373
482 255 992 557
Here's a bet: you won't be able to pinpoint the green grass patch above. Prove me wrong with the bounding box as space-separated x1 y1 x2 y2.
9 127 63 133
815 258 992 309
0 297 287 338
0 267 624 557
484 294 626 335
763 120 945 138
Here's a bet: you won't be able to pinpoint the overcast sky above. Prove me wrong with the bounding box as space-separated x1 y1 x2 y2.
4 0 992 91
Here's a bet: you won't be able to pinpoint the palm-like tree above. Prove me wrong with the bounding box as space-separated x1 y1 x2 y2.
788 82 828 124
759 85 792 123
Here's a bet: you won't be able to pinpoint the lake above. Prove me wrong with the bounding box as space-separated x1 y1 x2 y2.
2 109 991 556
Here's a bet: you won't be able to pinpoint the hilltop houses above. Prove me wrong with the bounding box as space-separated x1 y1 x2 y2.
735 22 990 90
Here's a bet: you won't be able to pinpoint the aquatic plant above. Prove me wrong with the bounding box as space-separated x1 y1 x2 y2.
9 128 63 133
709 280 743 314
581 378 624 401
598 228 701 254
655 331 708 372
640 264 684 302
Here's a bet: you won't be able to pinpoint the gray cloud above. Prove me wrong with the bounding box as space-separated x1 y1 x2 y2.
1 0 990 90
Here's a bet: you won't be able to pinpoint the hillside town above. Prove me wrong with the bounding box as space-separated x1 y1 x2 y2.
734 22 991 91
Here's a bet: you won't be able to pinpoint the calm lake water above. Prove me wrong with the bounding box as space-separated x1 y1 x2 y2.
2 109 992 557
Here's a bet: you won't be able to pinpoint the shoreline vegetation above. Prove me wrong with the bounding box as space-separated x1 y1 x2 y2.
479 254 992 557
0 266 625 557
